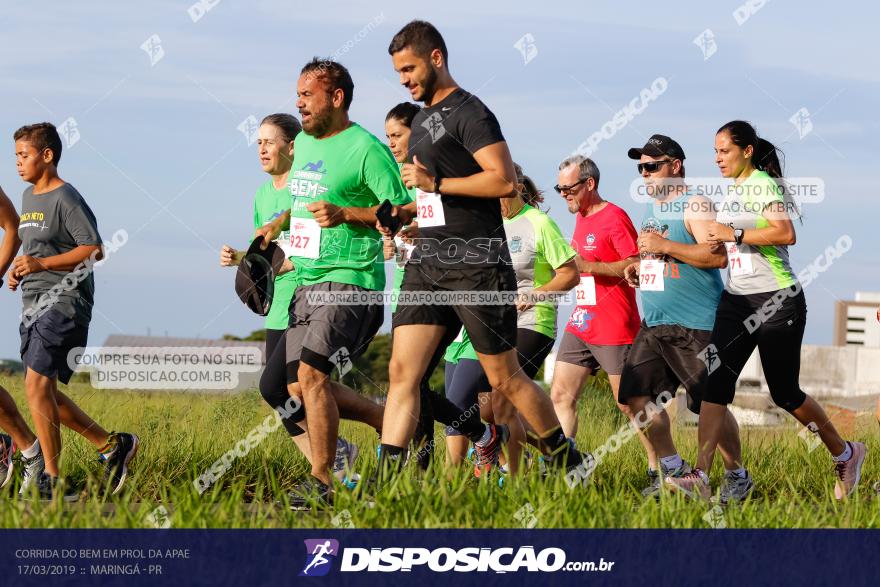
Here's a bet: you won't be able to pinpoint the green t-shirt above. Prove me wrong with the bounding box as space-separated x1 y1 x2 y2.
289 123 412 290
716 169 797 294
253 180 298 330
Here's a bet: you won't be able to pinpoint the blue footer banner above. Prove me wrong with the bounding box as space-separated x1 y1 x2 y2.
1 529 878 586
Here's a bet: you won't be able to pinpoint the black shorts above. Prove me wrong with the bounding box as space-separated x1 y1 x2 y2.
618 322 712 414
392 262 517 355
20 309 89 385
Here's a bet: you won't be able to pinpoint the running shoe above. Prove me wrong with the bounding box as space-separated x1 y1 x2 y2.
640 469 661 498
287 476 332 511
0 434 14 489
665 468 711 500
29 472 79 502
332 437 359 484
473 424 509 478
564 450 597 487
642 462 692 498
719 470 754 504
98 432 139 496
19 450 45 496
834 441 867 500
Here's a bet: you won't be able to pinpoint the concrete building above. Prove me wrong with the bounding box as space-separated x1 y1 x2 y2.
834 291 880 347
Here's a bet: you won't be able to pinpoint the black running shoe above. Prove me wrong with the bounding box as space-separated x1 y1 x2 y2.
287 477 332 511
31 472 79 502
99 432 139 496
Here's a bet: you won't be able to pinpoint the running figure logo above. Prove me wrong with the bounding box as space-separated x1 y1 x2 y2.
422 112 446 142
698 344 721 375
300 539 340 577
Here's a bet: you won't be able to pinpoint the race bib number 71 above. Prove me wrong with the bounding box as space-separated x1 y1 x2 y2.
726 243 754 277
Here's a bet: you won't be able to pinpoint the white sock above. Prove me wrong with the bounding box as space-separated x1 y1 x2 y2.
474 425 492 447
660 454 683 471
21 439 40 459
726 467 747 479
833 442 852 462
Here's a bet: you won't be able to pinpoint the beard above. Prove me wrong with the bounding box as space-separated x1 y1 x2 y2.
302 106 333 138
419 66 438 103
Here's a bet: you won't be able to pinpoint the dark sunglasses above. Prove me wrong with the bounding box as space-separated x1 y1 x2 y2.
554 178 587 195
637 160 673 174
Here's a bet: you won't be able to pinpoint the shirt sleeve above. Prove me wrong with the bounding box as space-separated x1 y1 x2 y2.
60 191 102 246
459 100 505 154
753 174 785 210
537 215 576 269
362 143 412 206
608 210 639 259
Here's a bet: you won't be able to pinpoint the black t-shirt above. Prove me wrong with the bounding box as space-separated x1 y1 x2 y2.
409 88 510 267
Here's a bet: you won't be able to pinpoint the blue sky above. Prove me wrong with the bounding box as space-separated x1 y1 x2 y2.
0 1 877 358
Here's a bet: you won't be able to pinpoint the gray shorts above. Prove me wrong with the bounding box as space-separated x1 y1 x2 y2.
555 330 630 375
285 282 383 379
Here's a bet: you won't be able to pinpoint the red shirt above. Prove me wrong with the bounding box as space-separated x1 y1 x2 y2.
565 201 641 345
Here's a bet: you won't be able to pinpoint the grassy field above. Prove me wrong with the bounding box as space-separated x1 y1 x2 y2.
1 373 878 529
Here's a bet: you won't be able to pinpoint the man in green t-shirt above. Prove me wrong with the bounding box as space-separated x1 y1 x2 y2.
258 59 413 507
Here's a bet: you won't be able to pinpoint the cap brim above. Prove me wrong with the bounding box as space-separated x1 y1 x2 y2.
235 253 275 316
628 145 665 160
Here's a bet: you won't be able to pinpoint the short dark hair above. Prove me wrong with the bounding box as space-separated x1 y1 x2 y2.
300 58 354 111
385 102 421 128
260 113 302 142
388 20 448 63
14 122 63 166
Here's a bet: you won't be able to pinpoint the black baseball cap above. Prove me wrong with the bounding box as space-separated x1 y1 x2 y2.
235 237 286 316
628 134 686 161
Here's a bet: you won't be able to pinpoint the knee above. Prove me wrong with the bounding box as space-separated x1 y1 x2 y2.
297 364 328 396
259 372 285 407
550 384 575 407
769 387 806 412
389 356 418 386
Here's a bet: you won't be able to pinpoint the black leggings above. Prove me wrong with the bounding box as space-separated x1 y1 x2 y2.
260 328 306 436
703 288 808 411
444 328 554 437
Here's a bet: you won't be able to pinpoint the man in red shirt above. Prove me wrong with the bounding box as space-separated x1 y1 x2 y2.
549 156 655 468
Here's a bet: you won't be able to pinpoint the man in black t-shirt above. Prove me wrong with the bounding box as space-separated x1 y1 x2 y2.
377 20 592 480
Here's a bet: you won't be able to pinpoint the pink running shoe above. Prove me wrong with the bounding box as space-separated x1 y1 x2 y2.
834 441 867 500
665 468 711 501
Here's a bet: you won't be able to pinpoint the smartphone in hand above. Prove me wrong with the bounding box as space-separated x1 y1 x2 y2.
376 199 402 236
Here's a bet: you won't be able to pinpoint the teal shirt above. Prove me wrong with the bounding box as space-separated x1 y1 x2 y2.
640 193 723 331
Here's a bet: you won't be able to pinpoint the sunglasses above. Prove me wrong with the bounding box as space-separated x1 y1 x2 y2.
637 160 673 174
554 178 588 195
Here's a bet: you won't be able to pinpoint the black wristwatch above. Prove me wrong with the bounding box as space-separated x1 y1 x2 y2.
734 228 745 245
433 173 443 194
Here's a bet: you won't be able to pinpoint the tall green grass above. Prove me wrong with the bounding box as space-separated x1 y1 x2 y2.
0 374 877 529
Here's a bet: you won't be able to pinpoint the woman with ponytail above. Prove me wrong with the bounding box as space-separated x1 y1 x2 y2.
667 120 866 502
